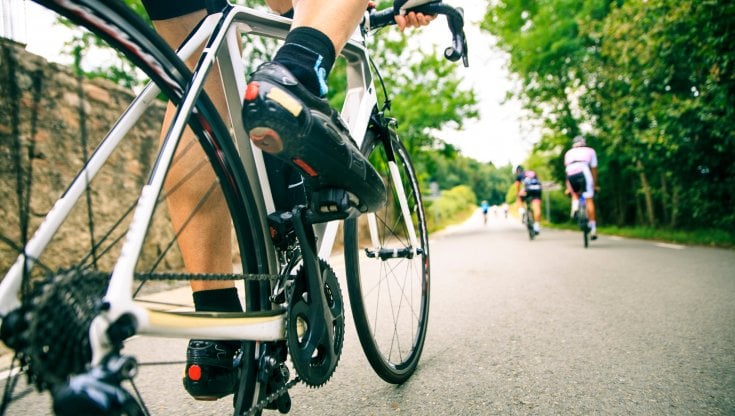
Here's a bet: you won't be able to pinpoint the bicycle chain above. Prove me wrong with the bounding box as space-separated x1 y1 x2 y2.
143 269 312 416
134 271 280 282
244 376 301 416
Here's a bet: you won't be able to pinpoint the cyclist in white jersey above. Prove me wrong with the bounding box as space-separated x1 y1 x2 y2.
564 135 599 239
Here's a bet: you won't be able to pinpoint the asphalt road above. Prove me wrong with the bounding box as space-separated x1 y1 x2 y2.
4 210 734 415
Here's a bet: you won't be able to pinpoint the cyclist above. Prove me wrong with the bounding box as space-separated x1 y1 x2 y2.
141 0 436 402
480 200 489 224
515 166 542 235
564 135 599 239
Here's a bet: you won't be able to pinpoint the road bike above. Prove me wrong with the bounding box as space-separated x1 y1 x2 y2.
521 199 535 240
0 0 467 414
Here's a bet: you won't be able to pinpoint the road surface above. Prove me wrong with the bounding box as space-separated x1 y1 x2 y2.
3 210 734 415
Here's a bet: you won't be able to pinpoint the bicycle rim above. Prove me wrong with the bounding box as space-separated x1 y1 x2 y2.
344 124 430 384
1 0 270 413
528 217 535 240
525 206 534 240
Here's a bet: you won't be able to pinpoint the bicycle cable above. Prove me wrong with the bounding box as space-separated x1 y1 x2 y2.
368 53 392 113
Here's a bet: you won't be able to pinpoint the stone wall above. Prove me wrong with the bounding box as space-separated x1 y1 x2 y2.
0 38 182 274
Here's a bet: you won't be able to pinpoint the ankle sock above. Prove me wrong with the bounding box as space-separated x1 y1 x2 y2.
273 27 336 97
193 287 243 312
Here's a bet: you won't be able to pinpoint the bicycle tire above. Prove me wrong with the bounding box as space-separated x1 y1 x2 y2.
526 204 535 240
344 119 430 384
2 0 271 413
579 201 589 248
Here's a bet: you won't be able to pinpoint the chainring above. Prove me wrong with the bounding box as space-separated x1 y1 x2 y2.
23 269 109 388
286 259 344 387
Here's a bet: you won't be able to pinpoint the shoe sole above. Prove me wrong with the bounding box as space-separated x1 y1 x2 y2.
243 80 386 214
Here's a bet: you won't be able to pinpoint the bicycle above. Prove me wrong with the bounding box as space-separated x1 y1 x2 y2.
0 0 467 414
522 198 535 240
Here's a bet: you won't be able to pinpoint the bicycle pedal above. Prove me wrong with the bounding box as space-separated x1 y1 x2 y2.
306 188 361 223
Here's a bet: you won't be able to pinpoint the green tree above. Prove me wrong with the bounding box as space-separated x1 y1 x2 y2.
482 0 735 232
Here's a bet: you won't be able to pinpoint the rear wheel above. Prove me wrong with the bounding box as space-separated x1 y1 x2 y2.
1 1 270 413
526 204 535 240
344 120 430 384
579 202 589 248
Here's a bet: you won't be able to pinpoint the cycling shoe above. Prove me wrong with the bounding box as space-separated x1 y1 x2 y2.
242 62 386 215
183 340 240 401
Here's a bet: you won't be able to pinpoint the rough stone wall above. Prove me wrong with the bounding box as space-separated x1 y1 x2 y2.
0 38 183 274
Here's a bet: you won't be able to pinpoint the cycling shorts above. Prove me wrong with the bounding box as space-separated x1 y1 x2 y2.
567 171 594 198
142 0 207 20
522 189 542 201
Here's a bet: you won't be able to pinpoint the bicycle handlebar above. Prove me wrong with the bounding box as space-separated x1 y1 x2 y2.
367 2 469 67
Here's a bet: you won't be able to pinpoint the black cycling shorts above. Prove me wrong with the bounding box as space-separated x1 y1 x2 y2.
567 172 586 194
524 190 542 201
141 0 207 20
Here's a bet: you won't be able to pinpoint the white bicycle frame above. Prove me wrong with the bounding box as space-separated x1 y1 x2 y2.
0 4 419 365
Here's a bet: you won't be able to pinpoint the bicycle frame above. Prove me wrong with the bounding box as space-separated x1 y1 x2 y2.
0 3 420 366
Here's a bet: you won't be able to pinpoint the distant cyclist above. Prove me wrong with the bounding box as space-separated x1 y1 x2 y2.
564 135 599 239
480 200 489 224
515 166 542 235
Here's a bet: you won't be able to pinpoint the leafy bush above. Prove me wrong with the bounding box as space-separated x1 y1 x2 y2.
424 185 476 232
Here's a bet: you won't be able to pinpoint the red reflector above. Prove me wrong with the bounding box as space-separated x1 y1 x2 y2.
244 82 259 101
293 158 318 177
188 365 202 381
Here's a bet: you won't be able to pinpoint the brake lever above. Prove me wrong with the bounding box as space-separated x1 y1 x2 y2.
411 3 469 67
367 2 469 67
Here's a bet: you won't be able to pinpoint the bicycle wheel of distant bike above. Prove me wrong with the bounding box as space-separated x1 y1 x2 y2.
344 117 430 384
579 208 589 248
526 210 535 240
1 0 272 413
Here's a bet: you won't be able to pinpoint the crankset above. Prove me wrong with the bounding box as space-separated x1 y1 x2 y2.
286 259 344 387
284 207 345 387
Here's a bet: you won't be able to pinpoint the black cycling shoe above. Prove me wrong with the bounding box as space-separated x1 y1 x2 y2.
242 62 387 216
183 340 240 401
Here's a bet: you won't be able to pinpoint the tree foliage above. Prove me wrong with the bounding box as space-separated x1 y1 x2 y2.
482 0 735 232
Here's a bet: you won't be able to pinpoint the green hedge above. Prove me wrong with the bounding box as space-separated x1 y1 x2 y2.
424 185 476 232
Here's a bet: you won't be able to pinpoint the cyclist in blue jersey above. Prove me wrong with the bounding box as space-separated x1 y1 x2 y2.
141 0 436 401
480 200 489 224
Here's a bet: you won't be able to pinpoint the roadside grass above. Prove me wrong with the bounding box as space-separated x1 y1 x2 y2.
545 221 735 249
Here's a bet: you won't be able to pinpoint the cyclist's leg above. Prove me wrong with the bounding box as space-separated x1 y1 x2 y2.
531 197 542 234
153 10 237 290
147 7 242 401
582 169 597 238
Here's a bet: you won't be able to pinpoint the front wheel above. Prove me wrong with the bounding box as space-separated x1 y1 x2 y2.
344 122 430 384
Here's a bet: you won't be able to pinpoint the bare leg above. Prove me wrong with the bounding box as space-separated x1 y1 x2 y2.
587 197 596 222
531 198 542 222
291 0 369 53
154 11 234 292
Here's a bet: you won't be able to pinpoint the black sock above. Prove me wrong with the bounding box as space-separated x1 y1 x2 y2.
192 287 243 312
273 27 336 97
